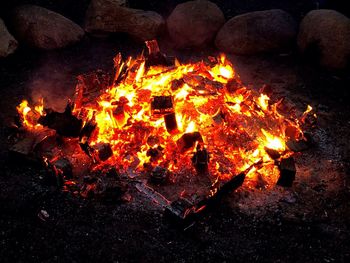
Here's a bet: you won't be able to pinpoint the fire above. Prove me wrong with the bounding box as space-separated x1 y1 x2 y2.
16 42 313 188
17 99 44 128
261 129 285 151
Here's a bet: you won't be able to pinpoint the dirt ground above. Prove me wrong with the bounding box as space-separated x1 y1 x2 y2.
1 1 350 262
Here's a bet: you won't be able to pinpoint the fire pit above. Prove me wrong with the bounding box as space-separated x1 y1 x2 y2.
1 1 349 261
10 40 316 222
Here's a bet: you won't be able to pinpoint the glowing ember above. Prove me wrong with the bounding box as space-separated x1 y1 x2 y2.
16 41 313 189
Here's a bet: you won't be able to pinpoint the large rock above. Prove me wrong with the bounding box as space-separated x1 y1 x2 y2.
12 5 84 50
0 18 18 57
215 9 297 55
85 0 165 41
167 0 225 48
298 9 350 69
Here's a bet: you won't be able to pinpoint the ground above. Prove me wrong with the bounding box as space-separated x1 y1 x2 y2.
1 1 350 262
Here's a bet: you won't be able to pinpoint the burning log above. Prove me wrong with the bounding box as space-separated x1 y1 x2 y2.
264 147 281 160
177 132 203 153
170 79 185 91
79 117 97 141
165 170 247 225
38 102 83 137
113 52 129 86
75 70 111 108
151 96 174 115
277 157 296 187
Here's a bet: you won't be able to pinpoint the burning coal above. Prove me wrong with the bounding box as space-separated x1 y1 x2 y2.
15 40 315 194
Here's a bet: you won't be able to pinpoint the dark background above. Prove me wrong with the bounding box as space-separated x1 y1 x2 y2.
1 0 350 25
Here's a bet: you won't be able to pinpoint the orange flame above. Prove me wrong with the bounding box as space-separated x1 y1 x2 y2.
16 52 313 187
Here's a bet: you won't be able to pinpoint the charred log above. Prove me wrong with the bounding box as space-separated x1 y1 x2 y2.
277 157 296 187
92 143 113 162
145 40 173 67
191 144 209 174
150 166 169 184
286 133 314 152
38 104 83 137
164 171 246 226
177 132 203 153
151 96 174 115
264 147 281 160
164 113 178 133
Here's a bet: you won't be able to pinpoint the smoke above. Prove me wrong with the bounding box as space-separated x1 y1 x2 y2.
28 57 77 112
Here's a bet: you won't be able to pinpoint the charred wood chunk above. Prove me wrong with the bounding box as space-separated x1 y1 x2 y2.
226 79 241 93
209 172 246 203
164 113 178 133
38 109 83 137
51 158 73 179
10 128 56 160
286 139 309 152
212 111 224 125
93 143 113 162
79 142 94 158
147 135 160 147
145 40 173 67
164 198 194 223
277 157 296 187
10 136 36 157
150 166 169 184
75 70 111 108
80 119 96 141
192 145 209 174
285 125 299 139
164 172 247 225
177 132 203 153
286 133 313 152
89 177 128 203
170 79 184 91
151 96 173 115
264 147 281 160
146 145 163 162
113 53 129 86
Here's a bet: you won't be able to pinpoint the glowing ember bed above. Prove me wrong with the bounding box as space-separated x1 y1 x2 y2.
12 41 315 218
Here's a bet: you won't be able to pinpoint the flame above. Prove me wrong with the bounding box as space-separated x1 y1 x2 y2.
16 51 313 188
261 129 285 151
17 99 44 128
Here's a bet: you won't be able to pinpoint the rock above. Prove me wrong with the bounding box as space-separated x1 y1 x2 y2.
215 9 297 55
298 9 350 69
85 0 164 41
167 0 225 48
11 5 84 50
0 18 18 57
